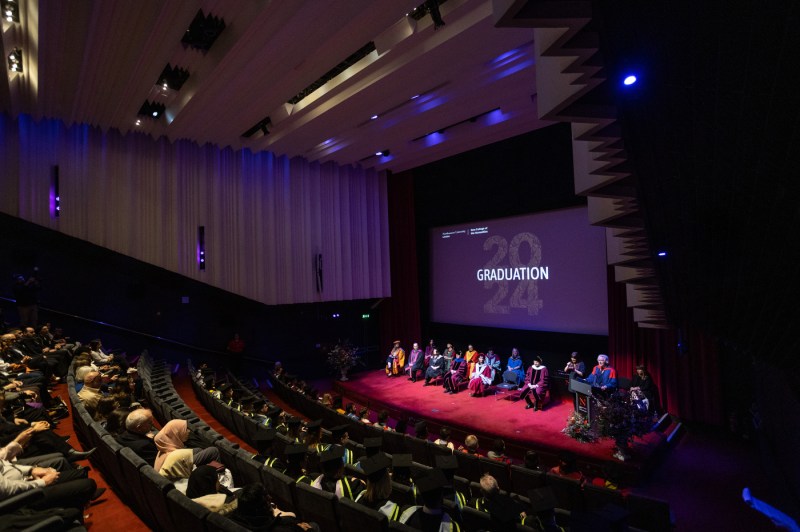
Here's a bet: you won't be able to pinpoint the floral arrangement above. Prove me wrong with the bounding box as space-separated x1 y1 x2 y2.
326 341 361 374
562 411 599 443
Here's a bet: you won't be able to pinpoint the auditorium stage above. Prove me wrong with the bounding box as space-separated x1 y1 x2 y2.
333 370 667 475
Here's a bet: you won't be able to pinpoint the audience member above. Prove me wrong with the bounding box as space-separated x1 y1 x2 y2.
116 408 158 463
457 434 481 456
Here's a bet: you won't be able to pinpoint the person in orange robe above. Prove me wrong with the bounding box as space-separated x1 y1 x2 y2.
464 344 479 376
385 340 406 377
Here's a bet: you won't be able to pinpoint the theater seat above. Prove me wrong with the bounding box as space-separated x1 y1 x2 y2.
165 490 210 532
337 496 389 532
294 482 340 532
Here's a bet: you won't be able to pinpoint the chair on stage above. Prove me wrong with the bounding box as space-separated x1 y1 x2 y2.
494 370 521 401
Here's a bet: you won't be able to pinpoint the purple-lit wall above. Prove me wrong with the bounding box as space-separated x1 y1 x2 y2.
0 113 391 305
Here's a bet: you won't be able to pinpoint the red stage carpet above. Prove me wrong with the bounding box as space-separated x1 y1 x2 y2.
334 370 665 471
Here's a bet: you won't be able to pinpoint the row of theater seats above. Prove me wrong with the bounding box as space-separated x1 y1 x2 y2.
214 367 673 532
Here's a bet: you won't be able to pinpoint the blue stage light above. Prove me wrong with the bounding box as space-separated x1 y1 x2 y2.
657 251 667 257
623 75 637 86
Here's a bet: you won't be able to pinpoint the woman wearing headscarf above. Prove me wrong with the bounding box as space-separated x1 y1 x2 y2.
153 419 220 479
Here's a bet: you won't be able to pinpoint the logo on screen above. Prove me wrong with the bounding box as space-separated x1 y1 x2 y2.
478 232 545 316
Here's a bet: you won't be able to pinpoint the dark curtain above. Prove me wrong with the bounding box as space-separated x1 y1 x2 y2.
379 170 422 354
607 266 723 425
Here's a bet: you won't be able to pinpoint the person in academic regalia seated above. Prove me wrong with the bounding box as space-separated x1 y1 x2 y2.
468 354 494 397
251 429 286 471
424 349 445 385
506 348 525 386
386 340 406 377
484 349 502 384
518 356 549 411
424 339 436 367
406 342 425 382
443 352 467 394
311 446 365 500
399 469 463 531
283 443 313 485
355 453 404 521
584 354 617 394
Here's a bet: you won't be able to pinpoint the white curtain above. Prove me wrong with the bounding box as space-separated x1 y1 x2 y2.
0 113 391 304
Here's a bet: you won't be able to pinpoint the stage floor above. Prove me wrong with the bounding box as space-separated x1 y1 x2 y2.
334 370 666 471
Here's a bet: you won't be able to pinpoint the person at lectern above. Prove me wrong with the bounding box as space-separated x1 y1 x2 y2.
386 340 406 377
507 348 525 386
564 352 585 379
468 354 494 397
519 356 549 411
584 354 617 393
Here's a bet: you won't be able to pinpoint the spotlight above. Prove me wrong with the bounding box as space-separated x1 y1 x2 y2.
370 114 379 120
2 1 19 23
7 48 22 73
623 74 637 86
657 251 667 257
137 101 165 119
376 149 390 157
410 94 420 100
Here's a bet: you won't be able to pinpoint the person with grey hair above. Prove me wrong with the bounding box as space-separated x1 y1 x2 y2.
585 354 617 392
116 408 158 463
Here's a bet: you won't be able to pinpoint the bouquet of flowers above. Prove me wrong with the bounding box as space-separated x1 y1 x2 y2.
595 391 653 446
326 341 361 376
562 411 599 443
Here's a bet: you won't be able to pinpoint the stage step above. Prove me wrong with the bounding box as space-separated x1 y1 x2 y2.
652 412 672 433
665 421 685 445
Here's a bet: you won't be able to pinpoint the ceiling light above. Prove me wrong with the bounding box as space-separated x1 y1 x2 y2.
370 114 379 120
2 1 18 23
623 74 638 86
7 48 22 73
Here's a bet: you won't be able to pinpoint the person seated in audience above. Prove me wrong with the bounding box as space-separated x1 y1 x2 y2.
507 348 525 386
434 426 455 450
88 338 126 371
406 342 425 382
590 462 629 494
374 409 392 431
93 395 118 425
414 420 429 441
435 455 467 513
116 408 158 463
485 349 502 384
311 446 364 500
524 450 543 471
284 416 303 443
487 439 511 464
519 356 549 411
358 407 370 424
523 487 561 532
332 396 344 414
327 425 354 465
386 340 406 377
272 360 285 380
394 418 408 435
443 351 467 394
584 354 617 393
355 452 403 520
564 352 585 379
320 393 333 408
457 434 482 457
549 451 584 482
103 407 130 436
125 366 144 401
399 469 462 531
251 429 287 470
263 405 283 429
283 444 313 484
391 453 415 495
361 437 383 460
154 419 220 478
186 464 238 513
470 473 526 530
630 364 660 415
424 348 444 386
344 403 359 420
228 483 319 532
468 353 494 397
77 370 105 417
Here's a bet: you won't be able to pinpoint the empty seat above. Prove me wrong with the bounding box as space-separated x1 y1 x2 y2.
139 465 175 531
510 465 546 494
403 434 430 466
462 505 493 531
118 447 155 528
294 481 340 532
583 483 625 512
546 472 585 512
260 465 296 512
206 511 250 532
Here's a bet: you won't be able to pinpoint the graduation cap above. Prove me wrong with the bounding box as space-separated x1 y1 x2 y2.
284 444 308 459
330 424 349 440
239 397 255 406
254 429 276 445
252 400 267 410
306 419 322 431
414 420 427 434
528 487 558 513
391 454 413 469
363 437 383 450
360 453 391 479
286 416 302 427
415 469 447 495
319 446 345 465
266 405 282 417
217 382 233 393
434 455 458 471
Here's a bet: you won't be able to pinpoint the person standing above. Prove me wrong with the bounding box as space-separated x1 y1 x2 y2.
13 273 41 329
585 354 617 393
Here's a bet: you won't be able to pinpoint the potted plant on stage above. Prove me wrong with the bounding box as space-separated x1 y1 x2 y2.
327 341 360 381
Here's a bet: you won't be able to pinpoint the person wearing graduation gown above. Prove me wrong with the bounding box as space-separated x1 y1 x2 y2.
406 342 425 382
484 349 502 384
386 340 406 377
355 453 403 521
399 469 462 532
506 348 525 386
519 356 549 411
310 446 364 500
424 349 445 385
443 352 467 394
468 354 494 397
251 429 287 471
464 345 479 376
283 444 313 484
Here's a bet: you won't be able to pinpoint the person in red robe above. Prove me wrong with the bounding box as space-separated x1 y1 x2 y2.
518 356 549 411
443 352 467 394
468 354 494 397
